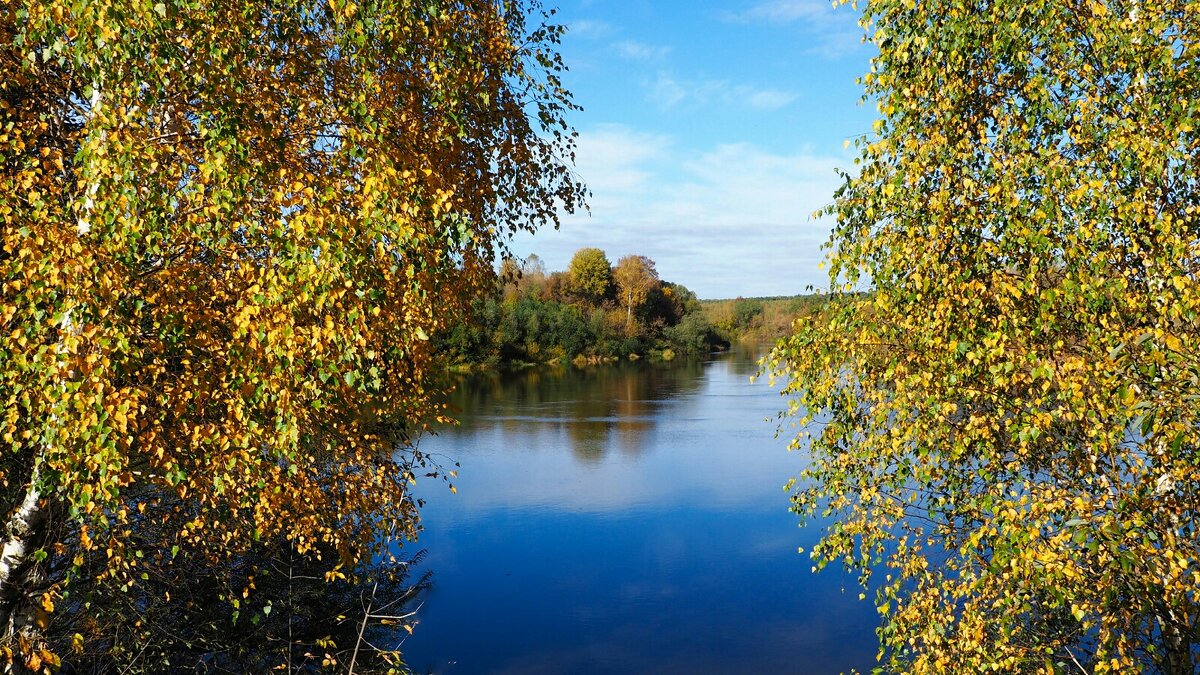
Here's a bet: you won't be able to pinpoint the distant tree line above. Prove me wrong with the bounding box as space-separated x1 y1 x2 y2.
438 249 728 367
700 295 826 345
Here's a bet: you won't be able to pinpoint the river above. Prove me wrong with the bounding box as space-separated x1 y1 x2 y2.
398 347 879 674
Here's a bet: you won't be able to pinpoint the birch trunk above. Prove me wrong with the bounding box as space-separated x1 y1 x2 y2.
0 81 102 668
0 459 47 674
1159 609 1195 675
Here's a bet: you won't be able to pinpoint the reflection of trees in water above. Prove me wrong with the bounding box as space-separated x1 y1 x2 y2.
437 359 708 463
613 426 650 456
721 342 772 378
568 418 609 464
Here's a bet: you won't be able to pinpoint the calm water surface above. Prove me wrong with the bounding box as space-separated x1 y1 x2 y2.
400 348 879 674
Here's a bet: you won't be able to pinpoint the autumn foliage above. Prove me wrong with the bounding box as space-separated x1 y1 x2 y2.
769 0 1199 671
1 0 582 668
439 249 722 366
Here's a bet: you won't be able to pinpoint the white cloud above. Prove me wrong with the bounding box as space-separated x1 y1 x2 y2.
738 0 835 22
724 1 867 59
612 40 671 61
568 124 672 198
510 125 852 298
647 71 797 112
567 19 615 39
649 72 689 109
736 86 799 110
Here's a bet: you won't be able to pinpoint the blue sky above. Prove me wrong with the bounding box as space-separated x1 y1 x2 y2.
509 0 878 299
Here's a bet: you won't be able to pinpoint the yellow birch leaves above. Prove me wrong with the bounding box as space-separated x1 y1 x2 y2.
769 0 1200 671
1 0 583 655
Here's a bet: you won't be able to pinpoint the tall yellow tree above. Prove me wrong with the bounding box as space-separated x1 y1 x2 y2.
0 0 584 669
768 0 1199 672
613 254 658 335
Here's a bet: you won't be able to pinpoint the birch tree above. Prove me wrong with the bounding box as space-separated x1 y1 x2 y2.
769 0 1200 670
613 254 657 335
0 0 584 668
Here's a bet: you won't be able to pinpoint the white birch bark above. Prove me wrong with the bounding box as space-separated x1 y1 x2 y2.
0 83 101 659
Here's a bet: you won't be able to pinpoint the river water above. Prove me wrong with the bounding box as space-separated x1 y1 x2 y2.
399 347 879 674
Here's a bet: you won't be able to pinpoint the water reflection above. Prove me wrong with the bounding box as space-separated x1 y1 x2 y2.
441 358 706 465
403 349 878 674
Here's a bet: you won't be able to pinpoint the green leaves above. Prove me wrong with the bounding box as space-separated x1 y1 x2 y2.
3 0 584 662
772 0 1200 671
566 247 613 303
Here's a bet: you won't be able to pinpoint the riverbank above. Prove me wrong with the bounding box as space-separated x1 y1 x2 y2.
443 346 711 374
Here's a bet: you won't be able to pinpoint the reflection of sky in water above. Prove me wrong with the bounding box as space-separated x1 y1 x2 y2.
401 349 879 674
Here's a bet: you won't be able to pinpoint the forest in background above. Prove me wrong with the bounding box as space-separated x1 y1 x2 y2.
699 294 826 345
437 248 825 368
